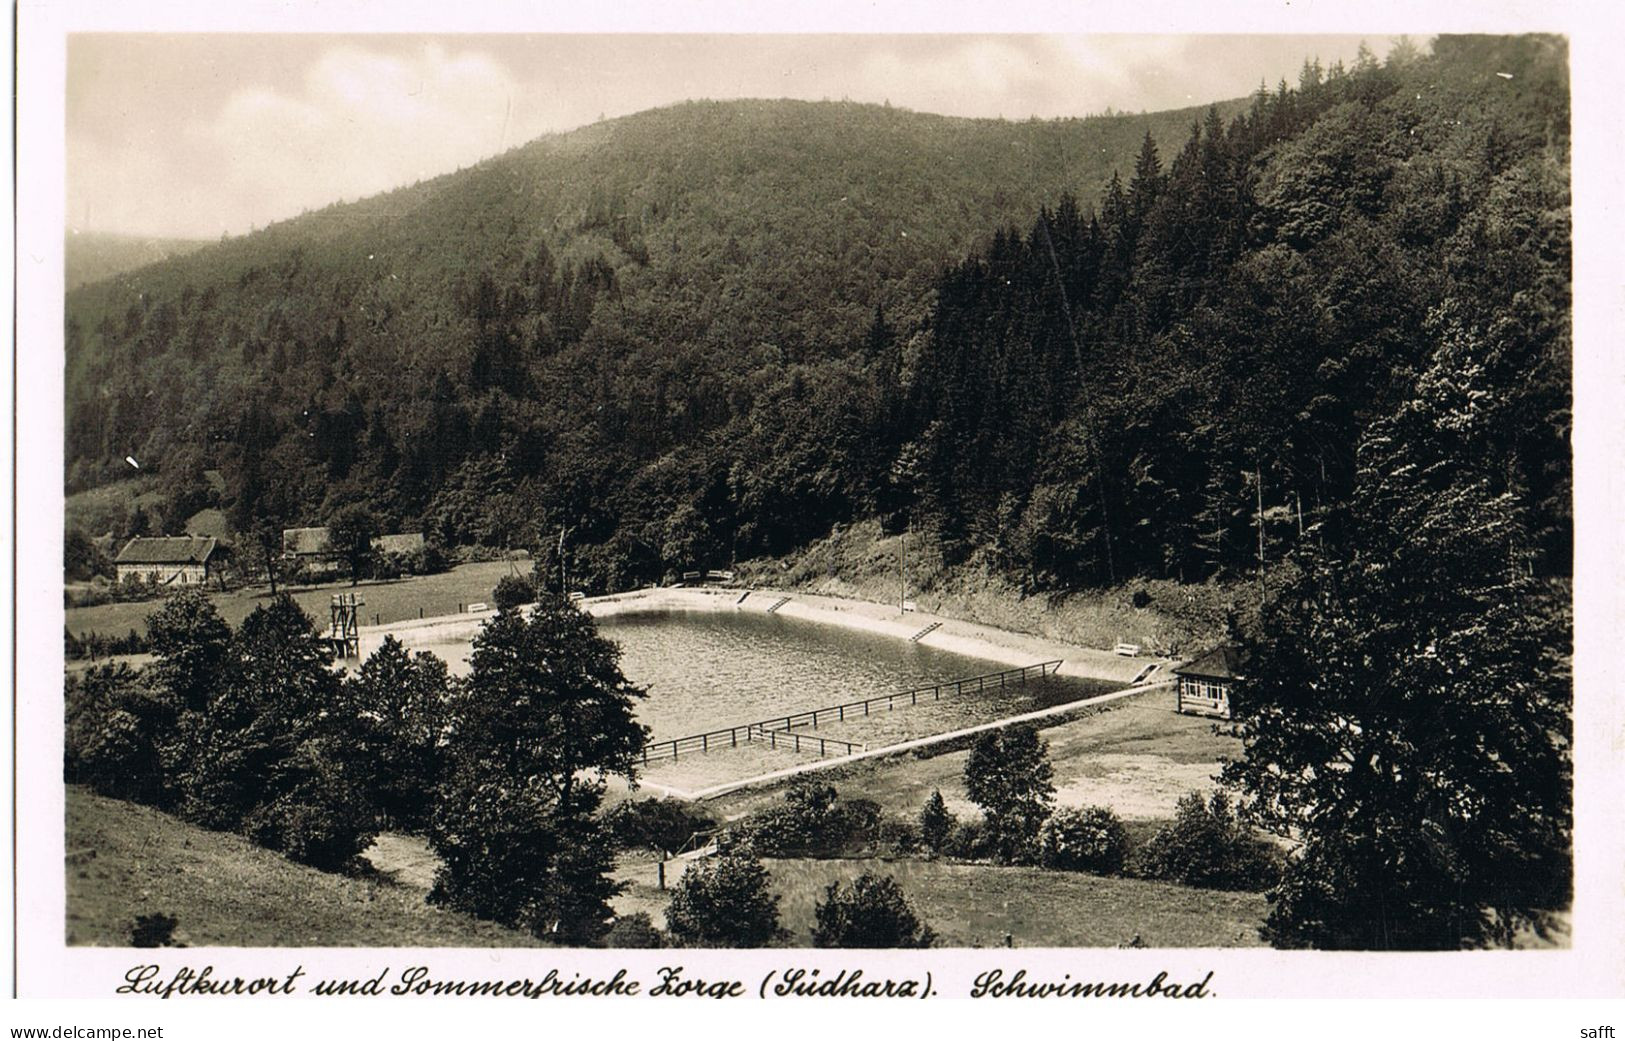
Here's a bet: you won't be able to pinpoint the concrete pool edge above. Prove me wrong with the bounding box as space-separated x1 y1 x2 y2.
358 584 1169 689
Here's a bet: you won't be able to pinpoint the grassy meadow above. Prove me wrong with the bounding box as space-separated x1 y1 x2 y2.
601 850 1266 948
65 560 525 639
65 787 537 947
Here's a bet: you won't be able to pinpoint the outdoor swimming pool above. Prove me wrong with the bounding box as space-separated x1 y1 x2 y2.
405 608 1119 745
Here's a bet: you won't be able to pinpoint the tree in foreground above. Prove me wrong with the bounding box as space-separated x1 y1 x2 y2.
811 873 936 948
1224 321 1572 949
964 725 1055 863
179 595 374 869
429 596 647 943
664 850 785 948
339 635 455 831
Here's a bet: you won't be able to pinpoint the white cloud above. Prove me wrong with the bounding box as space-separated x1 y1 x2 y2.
200 42 521 231
856 39 1054 118
67 131 199 238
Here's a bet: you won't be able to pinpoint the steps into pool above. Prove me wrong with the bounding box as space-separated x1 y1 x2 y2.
765 596 792 613
910 621 943 642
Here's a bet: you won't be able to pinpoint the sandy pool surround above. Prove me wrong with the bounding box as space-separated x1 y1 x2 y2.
356 586 1170 798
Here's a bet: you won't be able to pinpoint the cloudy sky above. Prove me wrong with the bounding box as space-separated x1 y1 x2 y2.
68 33 1398 239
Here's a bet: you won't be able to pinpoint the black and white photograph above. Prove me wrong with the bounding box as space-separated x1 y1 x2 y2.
13 0 1625 1023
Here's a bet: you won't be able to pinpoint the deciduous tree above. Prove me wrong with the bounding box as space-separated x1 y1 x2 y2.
664 851 784 948
811 873 935 948
963 725 1055 864
1225 322 1572 948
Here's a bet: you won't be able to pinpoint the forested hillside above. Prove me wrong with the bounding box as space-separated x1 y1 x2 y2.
65 36 1568 600
65 95 1232 574
904 35 1569 591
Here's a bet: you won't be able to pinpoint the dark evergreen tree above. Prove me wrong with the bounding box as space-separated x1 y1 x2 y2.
429 597 646 942
338 636 454 831
918 789 953 855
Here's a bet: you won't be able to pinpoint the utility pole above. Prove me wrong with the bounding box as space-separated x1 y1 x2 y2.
558 525 568 595
900 525 908 613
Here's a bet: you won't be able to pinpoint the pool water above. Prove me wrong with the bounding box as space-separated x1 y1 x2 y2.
406 608 1117 744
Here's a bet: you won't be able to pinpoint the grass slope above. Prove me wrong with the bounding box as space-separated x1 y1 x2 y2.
65 477 168 540
737 518 1251 657
66 560 522 638
767 858 1266 948
606 853 1265 948
65 787 537 947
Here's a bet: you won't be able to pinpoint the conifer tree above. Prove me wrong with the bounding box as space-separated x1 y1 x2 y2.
429 596 647 942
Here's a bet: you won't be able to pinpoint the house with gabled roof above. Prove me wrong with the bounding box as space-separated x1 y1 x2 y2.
1173 644 1248 719
282 526 334 560
114 536 223 587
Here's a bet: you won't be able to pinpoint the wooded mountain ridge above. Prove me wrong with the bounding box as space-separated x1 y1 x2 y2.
65 35 1569 596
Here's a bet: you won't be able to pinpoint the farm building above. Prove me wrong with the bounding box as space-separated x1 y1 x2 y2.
282 527 426 561
282 526 333 560
1173 645 1248 719
114 536 223 587
371 532 425 556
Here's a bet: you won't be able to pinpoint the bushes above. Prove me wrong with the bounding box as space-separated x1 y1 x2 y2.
664 851 784 947
943 818 997 861
739 783 887 858
605 798 717 854
65 628 150 661
1136 791 1281 891
811 873 936 948
603 912 664 948
240 745 377 871
491 573 536 610
739 782 837 856
406 542 450 576
1039 806 1131 875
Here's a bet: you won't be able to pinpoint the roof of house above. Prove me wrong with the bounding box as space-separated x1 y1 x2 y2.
283 527 332 556
1174 644 1249 680
115 536 219 566
371 532 425 555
